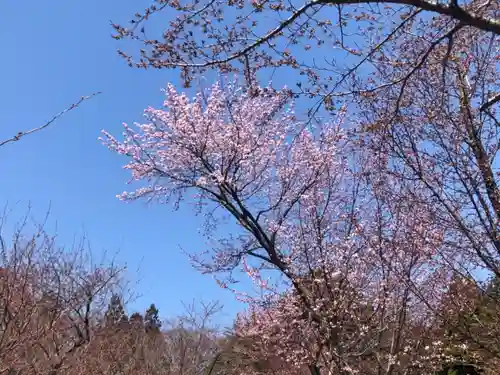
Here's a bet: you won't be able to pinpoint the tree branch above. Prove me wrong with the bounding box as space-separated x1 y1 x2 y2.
0 92 101 148
480 92 500 112
380 0 500 34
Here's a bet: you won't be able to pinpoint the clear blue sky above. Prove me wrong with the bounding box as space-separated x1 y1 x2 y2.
0 0 242 324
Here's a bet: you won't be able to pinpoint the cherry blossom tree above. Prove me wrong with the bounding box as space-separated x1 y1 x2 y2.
110 0 498 286
350 13 499 365
111 0 498 284
358 13 499 277
101 80 466 374
231 178 459 375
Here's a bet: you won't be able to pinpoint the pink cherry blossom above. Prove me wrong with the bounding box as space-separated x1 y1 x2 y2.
103 79 464 374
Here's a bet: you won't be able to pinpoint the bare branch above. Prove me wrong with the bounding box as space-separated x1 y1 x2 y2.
0 92 101 148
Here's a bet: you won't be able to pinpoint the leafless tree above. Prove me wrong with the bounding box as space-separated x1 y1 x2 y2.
0 208 124 375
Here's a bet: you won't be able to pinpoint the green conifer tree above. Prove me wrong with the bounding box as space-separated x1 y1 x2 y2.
105 293 128 325
144 303 161 333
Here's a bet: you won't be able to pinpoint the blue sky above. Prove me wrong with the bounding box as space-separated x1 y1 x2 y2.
0 0 243 324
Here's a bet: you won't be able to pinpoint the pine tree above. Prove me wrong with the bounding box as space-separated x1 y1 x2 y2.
144 303 161 333
105 294 128 326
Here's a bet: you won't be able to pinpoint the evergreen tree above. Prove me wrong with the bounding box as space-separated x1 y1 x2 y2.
105 294 128 325
144 303 161 332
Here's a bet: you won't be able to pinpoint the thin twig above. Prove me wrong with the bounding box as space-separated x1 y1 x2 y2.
0 92 102 148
